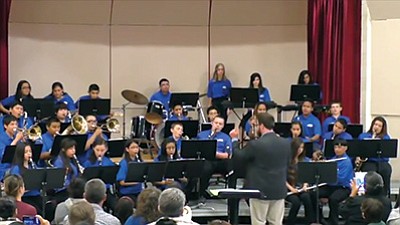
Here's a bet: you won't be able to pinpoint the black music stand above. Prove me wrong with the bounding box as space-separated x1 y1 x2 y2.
230 88 259 108
107 139 126 158
304 142 314 159
78 99 110 116
50 134 88 158
169 93 199 109
126 162 167 184
218 189 264 225
0 144 42 164
22 168 66 217
39 122 70 135
180 140 217 160
328 124 363 139
83 165 119 184
201 123 235 136
164 120 199 138
273 122 292 138
289 84 321 102
23 99 55 119
298 161 337 224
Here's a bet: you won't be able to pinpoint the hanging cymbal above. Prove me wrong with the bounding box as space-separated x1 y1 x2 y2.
121 90 149 105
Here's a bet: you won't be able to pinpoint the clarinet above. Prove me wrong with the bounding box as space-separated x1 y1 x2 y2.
29 158 36 169
73 154 85 174
98 157 103 166
135 154 141 163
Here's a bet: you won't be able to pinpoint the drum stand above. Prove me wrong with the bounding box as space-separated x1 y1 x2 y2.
121 102 131 139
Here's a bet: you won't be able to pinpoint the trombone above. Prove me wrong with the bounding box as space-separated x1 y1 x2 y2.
61 115 88 135
14 123 42 141
93 118 120 133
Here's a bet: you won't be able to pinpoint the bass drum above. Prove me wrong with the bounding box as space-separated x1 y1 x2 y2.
131 116 152 139
145 101 164 124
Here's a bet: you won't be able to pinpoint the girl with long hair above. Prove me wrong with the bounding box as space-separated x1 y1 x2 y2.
249 72 271 102
207 63 232 121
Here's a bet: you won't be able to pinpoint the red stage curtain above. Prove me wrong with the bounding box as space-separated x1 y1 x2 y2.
0 0 11 100
308 0 361 123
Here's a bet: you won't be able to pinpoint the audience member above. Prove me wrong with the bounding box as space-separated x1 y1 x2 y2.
387 187 400 225
114 197 134 225
361 198 386 225
0 197 19 225
125 187 162 225
68 201 95 225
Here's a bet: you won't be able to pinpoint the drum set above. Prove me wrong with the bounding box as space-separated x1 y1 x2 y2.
121 89 169 147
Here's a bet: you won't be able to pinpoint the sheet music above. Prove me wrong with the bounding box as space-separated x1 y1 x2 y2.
209 188 261 197
287 183 327 196
325 157 347 162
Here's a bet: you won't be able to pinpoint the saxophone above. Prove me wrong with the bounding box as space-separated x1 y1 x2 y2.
355 132 376 171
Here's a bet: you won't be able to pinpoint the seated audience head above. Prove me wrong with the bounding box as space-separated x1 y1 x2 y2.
290 121 303 138
364 171 384 196
135 187 162 223
368 116 388 138
0 197 17 220
158 188 186 217
9 102 24 119
297 70 312 84
301 99 314 116
114 196 135 224
361 198 384 223
209 220 231 225
84 178 107 206
206 106 219 122
330 100 343 116
4 174 25 199
88 84 100 99
67 177 86 199
68 201 95 225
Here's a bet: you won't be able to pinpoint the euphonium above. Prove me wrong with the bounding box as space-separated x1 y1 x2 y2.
62 115 88 135
73 154 85 174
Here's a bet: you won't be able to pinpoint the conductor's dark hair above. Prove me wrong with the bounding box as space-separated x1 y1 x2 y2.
256 112 275 130
0 197 16 220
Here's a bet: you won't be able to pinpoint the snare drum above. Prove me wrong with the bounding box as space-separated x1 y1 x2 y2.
131 116 151 139
145 101 164 124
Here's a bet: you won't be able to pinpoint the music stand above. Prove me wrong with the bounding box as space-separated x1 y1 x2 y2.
22 168 66 217
50 134 88 158
23 99 55 119
298 161 338 224
107 139 126 158
230 88 259 108
39 122 70 135
164 120 199 138
78 99 110 116
273 122 292 138
217 189 263 225
169 93 199 109
31 144 42 164
83 165 119 184
304 142 314 159
125 162 166 184
289 84 321 102
328 124 363 139
201 123 235 136
180 140 217 160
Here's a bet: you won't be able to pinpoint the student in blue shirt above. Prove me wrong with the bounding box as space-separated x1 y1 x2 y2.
55 103 71 124
9 142 42 212
249 72 272 102
357 116 392 196
154 138 186 190
0 102 33 135
288 121 308 143
167 122 184 156
293 99 322 149
207 63 232 121
44 82 76 112
75 84 109 122
116 139 143 201
322 101 351 135
0 115 24 181
206 106 219 123
0 80 34 114
196 116 232 200
245 102 267 139
298 70 316 85
150 78 172 113
322 119 353 141
53 138 80 203
81 115 109 164
169 103 189 121
285 138 314 225
311 138 353 225
38 117 60 167
83 139 117 211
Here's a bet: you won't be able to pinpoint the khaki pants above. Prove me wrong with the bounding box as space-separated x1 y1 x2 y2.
249 198 285 225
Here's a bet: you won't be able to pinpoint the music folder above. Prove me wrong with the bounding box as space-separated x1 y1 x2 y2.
78 99 111 116
107 139 126 158
50 134 88 157
289 84 321 102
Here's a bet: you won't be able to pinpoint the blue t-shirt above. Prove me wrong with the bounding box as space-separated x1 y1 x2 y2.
53 156 79 192
259 88 272 102
78 132 109 164
328 153 353 188
9 165 41 196
358 132 391 162
168 115 189 121
116 158 143 195
322 115 351 135
150 91 171 112
0 132 14 181
124 215 146 225
44 93 76 111
38 132 55 167
197 130 232 154
293 114 322 140
1 95 32 109
207 79 232 99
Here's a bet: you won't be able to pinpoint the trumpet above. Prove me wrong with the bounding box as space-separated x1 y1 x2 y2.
13 123 42 141
93 118 120 133
73 154 85 174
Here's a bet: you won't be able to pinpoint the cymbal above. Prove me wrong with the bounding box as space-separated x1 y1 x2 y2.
121 90 148 105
